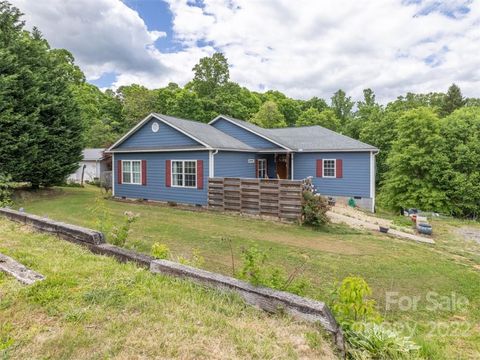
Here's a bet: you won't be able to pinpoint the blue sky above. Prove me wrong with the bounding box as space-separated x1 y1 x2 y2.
12 0 480 102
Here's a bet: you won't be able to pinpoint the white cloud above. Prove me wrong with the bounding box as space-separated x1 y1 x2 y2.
10 0 480 102
164 0 480 102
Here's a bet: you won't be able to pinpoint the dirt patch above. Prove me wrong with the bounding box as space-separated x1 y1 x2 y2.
456 227 480 245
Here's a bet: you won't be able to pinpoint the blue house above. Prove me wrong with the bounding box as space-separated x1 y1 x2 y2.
107 113 379 211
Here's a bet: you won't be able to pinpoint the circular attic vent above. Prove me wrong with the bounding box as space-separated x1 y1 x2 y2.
152 122 160 133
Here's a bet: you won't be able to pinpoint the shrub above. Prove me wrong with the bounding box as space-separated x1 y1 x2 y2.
109 211 139 247
331 276 382 327
151 243 170 259
331 276 421 359
302 190 330 227
0 174 13 207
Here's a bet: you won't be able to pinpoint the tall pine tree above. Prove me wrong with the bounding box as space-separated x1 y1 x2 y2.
440 83 465 117
0 1 84 187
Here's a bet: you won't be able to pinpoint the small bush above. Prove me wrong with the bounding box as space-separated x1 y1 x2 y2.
109 211 139 247
151 243 170 259
302 190 330 227
331 276 421 359
237 246 310 296
331 276 382 327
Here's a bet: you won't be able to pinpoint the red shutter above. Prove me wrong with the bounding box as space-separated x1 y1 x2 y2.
141 160 147 185
166 160 171 187
336 159 343 178
197 160 204 189
117 160 122 184
255 159 259 178
316 159 322 177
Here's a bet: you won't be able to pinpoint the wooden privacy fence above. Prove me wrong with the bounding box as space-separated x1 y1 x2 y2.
208 177 303 221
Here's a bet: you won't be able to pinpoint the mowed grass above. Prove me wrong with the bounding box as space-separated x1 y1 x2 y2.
12 186 480 359
0 219 336 359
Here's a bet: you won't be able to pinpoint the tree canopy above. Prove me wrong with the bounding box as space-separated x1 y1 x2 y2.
0 1 84 187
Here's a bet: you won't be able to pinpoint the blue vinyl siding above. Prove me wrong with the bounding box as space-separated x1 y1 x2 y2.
214 151 257 178
213 152 277 179
116 118 201 149
294 152 372 198
113 151 209 205
212 118 282 149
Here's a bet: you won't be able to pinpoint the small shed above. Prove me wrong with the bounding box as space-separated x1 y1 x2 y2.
68 148 111 183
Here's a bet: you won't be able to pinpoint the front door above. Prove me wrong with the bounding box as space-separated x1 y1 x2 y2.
275 154 288 179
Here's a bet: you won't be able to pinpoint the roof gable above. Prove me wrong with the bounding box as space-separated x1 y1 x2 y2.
108 114 254 152
112 117 203 150
209 115 290 150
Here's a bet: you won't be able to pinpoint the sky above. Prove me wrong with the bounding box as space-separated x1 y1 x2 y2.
10 0 480 103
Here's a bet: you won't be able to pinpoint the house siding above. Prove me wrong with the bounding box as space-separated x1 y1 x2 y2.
211 118 282 149
114 151 209 205
214 151 257 178
116 118 201 149
294 152 372 198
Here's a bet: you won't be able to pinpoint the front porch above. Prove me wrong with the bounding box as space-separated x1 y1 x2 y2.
256 152 293 180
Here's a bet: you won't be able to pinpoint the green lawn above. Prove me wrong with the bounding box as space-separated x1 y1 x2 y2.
0 219 335 359
10 186 480 359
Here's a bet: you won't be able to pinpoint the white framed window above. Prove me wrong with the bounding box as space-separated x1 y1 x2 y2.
258 159 267 178
172 160 197 188
122 160 141 184
323 159 336 178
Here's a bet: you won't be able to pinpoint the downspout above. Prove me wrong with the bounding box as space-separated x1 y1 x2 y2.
112 153 115 197
291 152 294 180
370 151 379 213
209 149 218 178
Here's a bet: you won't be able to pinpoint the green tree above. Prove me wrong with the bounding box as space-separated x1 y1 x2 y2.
296 108 340 131
302 96 328 112
251 101 287 128
277 98 302 126
380 108 450 212
117 84 157 130
346 88 381 139
212 82 261 120
189 52 229 98
72 83 124 147
359 108 396 184
331 89 354 127
440 83 465 117
0 2 83 187
440 107 480 217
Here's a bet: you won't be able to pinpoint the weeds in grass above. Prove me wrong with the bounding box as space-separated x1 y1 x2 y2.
0 322 14 353
178 248 205 268
331 276 421 359
237 246 311 296
88 194 113 236
109 211 139 247
151 242 171 259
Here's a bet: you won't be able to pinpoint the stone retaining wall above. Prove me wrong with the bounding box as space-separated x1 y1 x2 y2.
0 207 344 353
151 259 344 351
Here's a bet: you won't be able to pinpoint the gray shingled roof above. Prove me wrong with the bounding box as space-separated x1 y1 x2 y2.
82 148 105 161
268 126 378 151
217 115 378 152
153 114 254 150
